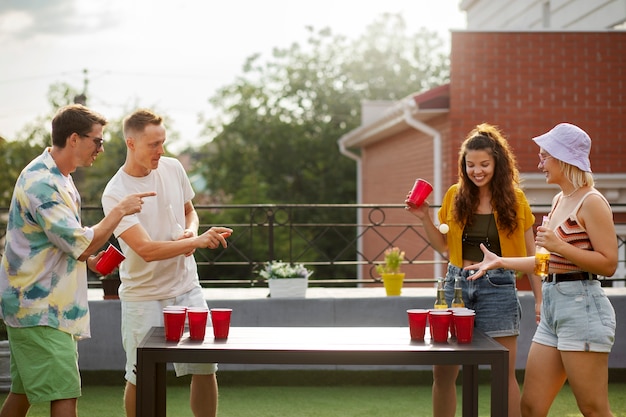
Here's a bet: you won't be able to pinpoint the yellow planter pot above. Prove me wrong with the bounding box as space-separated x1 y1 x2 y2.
382 273 405 296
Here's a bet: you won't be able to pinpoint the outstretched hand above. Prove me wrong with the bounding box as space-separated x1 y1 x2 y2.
463 243 502 280
118 191 157 215
200 227 233 249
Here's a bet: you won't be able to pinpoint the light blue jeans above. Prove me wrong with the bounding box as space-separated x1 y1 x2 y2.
534 279 615 352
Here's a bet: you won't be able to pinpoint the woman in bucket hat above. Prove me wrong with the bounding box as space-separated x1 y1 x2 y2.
466 123 617 417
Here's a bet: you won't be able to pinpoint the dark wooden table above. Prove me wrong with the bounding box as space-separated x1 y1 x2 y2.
136 326 508 417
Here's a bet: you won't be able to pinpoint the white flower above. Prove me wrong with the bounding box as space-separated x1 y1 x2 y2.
259 261 313 279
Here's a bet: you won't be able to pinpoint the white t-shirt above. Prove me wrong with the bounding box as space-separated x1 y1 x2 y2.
101 157 200 301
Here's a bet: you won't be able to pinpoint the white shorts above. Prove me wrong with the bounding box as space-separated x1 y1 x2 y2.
121 286 218 385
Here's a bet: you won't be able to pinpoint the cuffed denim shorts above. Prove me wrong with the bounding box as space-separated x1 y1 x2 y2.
533 279 615 352
122 286 218 385
445 264 521 338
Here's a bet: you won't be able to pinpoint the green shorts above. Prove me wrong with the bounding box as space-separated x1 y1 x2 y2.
7 325 81 404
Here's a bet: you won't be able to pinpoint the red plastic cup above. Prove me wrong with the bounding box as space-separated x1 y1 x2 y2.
407 179 433 209
448 309 456 338
95 244 126 275
164 305 187 311
454 311 476 344
448 308 472 338
188 307 209 341
407 309 428 341
210 308 232 339
429 310 452 343
163 308 187 342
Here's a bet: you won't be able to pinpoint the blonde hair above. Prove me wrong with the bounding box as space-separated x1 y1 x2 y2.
559 161 594 188
123 109 163 138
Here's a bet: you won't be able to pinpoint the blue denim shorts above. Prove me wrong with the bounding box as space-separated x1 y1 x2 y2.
445 264 521 337
533 279 615 352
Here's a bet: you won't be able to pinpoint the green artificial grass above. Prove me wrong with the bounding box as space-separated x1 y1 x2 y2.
0 371 626 417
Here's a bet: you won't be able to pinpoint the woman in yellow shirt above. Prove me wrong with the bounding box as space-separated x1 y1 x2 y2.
407 123 541 417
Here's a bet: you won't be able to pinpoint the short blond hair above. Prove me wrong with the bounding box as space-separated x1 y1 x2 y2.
559 160 594 188
123 109 163 138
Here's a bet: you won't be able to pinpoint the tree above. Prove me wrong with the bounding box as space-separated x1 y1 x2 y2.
196 14 448 205
191 14 450 280
0 83 69 206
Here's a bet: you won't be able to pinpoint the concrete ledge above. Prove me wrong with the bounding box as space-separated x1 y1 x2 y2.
79 287 626 372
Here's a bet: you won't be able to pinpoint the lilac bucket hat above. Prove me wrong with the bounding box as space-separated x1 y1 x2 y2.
532 123 592 172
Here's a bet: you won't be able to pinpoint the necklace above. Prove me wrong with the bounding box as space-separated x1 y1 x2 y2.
562 187 580 198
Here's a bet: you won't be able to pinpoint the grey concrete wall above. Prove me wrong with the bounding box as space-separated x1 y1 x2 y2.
78 288 626 371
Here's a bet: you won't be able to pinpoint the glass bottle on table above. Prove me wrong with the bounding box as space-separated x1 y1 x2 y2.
534 216 550 279
451 276 465 308
434 277 448 309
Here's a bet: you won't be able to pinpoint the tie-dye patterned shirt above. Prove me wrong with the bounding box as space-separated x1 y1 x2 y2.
0 148 94 339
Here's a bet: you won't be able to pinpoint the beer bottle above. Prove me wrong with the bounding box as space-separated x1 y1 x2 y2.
451 276 465 308
434 278 448 309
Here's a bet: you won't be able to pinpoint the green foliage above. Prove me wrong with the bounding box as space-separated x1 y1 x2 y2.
195 13 448 207
192 14 448 279
0 82 78 207
0 140 45 206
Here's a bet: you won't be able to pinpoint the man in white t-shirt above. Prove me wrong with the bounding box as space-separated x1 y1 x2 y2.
102 109 232 417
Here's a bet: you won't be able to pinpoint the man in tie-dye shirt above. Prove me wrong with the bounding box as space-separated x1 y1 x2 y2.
0 104 154 417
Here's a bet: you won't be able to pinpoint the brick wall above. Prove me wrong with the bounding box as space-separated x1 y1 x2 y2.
360 115 449 282
358 31 626 285
450 31 626 175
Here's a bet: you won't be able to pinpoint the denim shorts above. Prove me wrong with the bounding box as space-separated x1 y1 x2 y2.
533 279 615 352
121 286 218 385
445 264 521 338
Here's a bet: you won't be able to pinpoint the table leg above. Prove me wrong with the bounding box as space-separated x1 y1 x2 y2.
461 364 478 417
137 354 167 417
490 352 509 417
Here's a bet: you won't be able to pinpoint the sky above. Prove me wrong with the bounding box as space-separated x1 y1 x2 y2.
0 0 466 153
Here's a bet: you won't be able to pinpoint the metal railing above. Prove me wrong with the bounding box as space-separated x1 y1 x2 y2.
1 204 625 288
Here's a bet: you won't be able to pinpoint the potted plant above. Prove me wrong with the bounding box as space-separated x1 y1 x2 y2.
100 273 121 300
258 260 313 298
376 247 406 296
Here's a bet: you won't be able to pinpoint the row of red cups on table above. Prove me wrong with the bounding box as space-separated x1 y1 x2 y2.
407 308 476 343
163 306 232 342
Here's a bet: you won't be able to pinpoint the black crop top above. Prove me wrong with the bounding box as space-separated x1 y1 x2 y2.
462 213 502 261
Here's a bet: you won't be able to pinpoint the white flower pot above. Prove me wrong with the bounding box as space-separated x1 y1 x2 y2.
268 277 308 298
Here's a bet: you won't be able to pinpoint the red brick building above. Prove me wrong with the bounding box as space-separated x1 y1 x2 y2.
338 31 626 288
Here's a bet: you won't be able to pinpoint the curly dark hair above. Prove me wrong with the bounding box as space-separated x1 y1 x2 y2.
453 123 521 237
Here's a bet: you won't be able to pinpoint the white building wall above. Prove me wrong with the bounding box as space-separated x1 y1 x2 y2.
460 0 626 30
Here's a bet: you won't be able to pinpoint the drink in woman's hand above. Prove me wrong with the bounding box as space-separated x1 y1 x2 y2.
534 251 550 277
